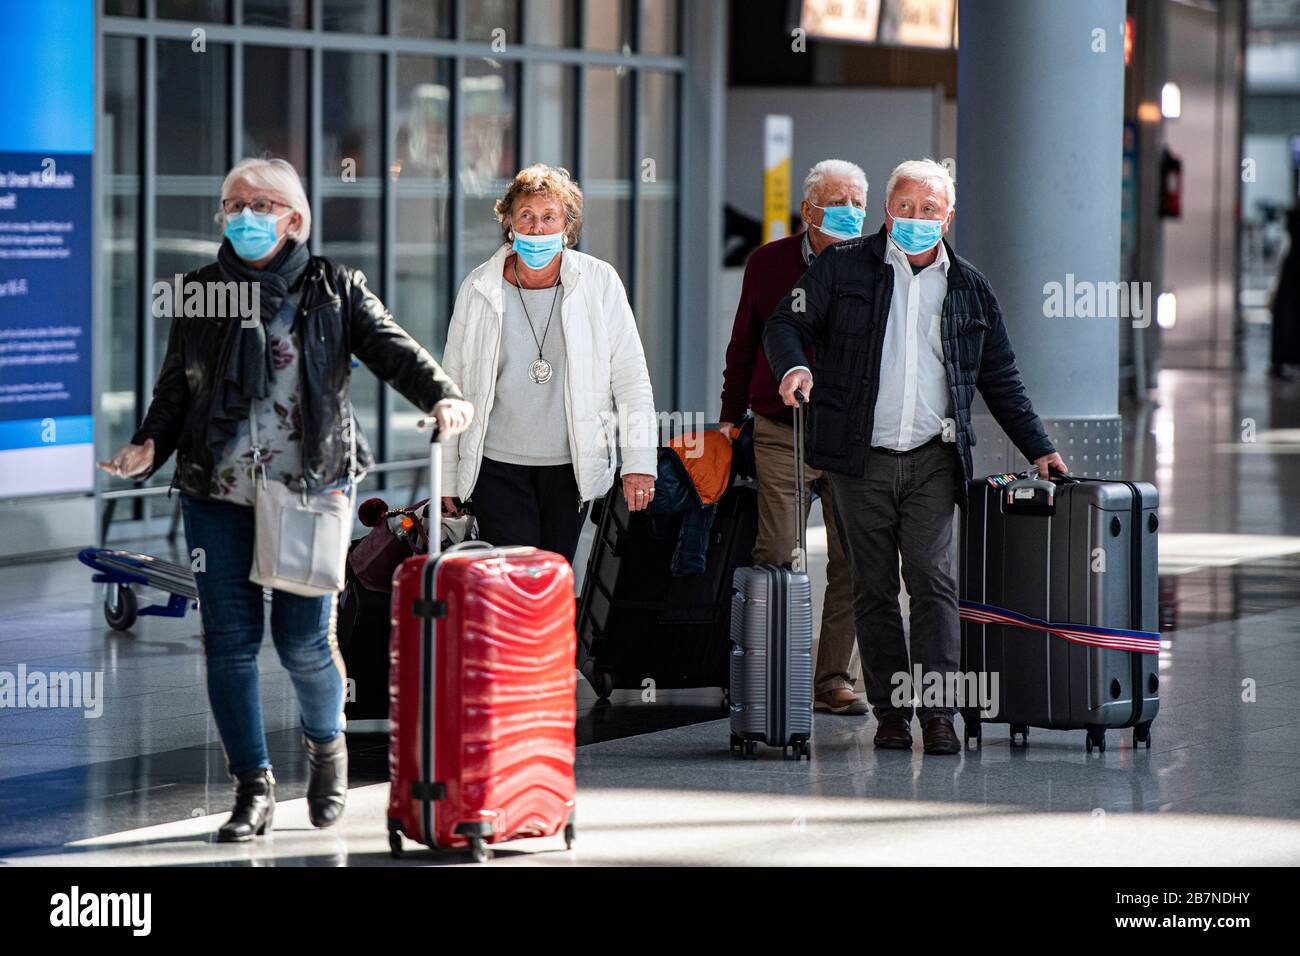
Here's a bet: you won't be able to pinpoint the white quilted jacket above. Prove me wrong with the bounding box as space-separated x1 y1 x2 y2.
438 244 658 502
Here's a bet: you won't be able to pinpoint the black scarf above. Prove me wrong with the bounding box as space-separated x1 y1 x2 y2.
206 238 311 466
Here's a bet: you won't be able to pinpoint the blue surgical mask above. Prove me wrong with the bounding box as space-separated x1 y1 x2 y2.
512 231 566 270
811 203 866 241
889 216 944 255
224 207 288 261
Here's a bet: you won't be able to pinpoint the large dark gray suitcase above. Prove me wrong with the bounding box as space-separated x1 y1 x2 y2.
728 395 814 760
960 473 1161 753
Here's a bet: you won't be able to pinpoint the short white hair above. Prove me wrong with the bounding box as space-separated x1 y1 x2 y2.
802 159 868 203
885 158 955 210
217 156 312 243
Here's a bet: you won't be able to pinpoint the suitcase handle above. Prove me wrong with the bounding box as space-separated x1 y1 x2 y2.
416 417 443 557
791 390 808 574
1001 473 1057 516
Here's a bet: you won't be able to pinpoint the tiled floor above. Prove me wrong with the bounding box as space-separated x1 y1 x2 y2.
2 328 1299 865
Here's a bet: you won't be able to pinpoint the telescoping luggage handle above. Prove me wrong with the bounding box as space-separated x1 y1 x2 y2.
416 417 443 558
791 390 808 574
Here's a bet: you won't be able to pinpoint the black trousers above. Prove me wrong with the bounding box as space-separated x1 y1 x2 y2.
826 438 961 719
470 456 587 562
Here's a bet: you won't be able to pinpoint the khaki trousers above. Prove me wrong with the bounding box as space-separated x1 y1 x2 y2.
751 413 860 694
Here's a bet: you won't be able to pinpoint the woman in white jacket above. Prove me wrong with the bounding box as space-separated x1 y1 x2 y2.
439 164 657 561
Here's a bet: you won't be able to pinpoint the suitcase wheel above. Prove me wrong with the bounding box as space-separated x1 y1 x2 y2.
1009 724 1029 747
1134 722 1152 749
729 732 742 753
961 709 982 749
590 669 615 701
797 740 811 761
469 836 492 864
1085 727 1107 754
388 829 403 859
564 822 576 850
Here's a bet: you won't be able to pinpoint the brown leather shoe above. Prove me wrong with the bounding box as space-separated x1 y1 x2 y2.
920 714 961 755
873 711 913 749
814 687 868 715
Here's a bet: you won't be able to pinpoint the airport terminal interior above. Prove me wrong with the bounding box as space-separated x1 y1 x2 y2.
3 0 1300 868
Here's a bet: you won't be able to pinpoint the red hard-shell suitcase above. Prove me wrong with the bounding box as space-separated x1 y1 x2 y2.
386 420 577 862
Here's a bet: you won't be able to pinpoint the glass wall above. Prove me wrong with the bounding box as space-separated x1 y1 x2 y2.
98 0 683 500
101 36 142 468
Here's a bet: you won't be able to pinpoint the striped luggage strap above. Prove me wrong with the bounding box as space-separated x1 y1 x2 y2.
959 600 1160 655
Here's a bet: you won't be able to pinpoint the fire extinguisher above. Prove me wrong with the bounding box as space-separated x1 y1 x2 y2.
1160 148 1182 219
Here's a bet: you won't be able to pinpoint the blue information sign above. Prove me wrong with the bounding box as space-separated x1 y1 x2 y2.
0 2 95 496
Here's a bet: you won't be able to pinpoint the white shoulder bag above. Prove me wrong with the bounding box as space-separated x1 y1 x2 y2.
247 407 356 597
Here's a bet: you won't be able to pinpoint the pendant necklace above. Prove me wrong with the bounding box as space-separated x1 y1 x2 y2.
512 259 562 385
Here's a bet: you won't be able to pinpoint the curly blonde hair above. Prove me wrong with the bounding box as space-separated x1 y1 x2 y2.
494 164 584 247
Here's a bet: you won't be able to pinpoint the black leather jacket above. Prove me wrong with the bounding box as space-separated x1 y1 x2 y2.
764 226 1054 505
132 256 463 498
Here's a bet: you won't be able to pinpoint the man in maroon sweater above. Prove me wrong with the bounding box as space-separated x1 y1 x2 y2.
719 160 868 715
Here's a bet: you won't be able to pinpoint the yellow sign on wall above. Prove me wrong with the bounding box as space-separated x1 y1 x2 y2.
763 114 793 244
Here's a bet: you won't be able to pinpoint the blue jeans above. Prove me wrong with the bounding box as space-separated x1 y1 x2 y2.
180 493 345 775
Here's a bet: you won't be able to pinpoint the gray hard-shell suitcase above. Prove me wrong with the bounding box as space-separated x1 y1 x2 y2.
728 394 815 759
960 473 1161 753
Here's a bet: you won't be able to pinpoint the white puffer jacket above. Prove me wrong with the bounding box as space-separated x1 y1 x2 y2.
439 244 658 503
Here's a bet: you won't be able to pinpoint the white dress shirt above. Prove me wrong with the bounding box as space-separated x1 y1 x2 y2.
871 237 951 450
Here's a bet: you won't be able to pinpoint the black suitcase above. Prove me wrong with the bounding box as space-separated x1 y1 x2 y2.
576 468 758 700
337 502 475 720
728 394 814 759
960 472 1161 753
336 543 393 720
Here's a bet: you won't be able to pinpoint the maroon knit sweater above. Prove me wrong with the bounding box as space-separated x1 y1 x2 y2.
719 233 813 427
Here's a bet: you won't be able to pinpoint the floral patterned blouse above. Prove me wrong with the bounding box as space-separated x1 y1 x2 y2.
210 296 306 506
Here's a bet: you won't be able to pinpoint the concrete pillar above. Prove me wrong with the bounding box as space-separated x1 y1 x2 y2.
679 0 727 418
957 0 1126 478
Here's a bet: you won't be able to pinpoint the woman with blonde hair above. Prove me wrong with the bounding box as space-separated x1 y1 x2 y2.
100 157 472 841
439 164 657 560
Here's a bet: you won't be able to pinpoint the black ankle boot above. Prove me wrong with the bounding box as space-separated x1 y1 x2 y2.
217 768 275 843
304 733 348 828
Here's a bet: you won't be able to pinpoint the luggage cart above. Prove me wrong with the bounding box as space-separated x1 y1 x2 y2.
77 548 198 631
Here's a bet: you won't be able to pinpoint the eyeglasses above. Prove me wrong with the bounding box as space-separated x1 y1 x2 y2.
220 197 289 216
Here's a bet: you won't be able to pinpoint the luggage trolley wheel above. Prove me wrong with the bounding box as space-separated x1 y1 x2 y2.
1134 721 1153 749
104 584 138 631
1085 727 1107 754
